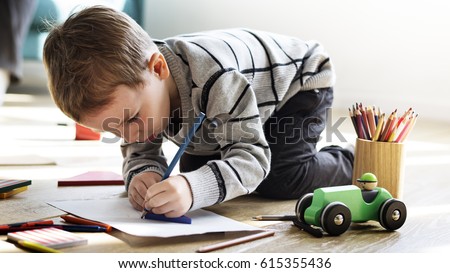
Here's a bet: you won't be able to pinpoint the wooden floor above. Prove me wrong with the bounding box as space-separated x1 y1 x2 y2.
1 91 450 253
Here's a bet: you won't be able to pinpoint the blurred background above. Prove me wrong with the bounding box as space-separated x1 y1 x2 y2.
7 0 450 123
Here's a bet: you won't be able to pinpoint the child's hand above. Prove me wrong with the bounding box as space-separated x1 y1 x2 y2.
128 172 162 211
143 175 193 218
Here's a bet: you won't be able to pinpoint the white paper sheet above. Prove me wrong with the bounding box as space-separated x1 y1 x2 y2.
48 198 261 237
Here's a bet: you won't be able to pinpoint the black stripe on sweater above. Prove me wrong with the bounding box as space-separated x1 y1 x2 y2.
201 68 235 113
175 53 189 66
225 160 243 185
208 162 227 203
270 35 299 70
228 114 260 123
293 57 330 82
317 57 330 71
221 39 240 70
257 101 278 108
240 58 303 75
220 142 270 152
229 83 251 115
224 31 255 82
190 41 223 69
244 30 279 103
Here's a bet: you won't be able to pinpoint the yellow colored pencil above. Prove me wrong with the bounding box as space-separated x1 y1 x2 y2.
372 113 385 141
387 125 398 142
17 240 62 253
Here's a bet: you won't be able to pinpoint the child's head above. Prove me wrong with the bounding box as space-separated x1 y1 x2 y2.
43 5 157 124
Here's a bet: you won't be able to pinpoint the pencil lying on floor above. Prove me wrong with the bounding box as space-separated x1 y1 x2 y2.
196 230 275 253
252 215 297 221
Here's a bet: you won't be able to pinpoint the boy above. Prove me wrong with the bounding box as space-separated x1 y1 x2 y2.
43 6 353 218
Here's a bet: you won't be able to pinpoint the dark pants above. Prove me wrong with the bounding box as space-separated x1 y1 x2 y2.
180 88 354 199
0 0 37 82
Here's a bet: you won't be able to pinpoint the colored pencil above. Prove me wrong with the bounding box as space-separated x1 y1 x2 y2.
395 107 412 129
372 113 385 141
355 110 368 139
379 110 395 141
373 106 379 125
141 112 206 222
367 106 376 137
395 114 418 143
17 240 62 253
349 108 358 134
1 224 106 234
252 215 297 221
350 104 417 143
61 215 112 232
196 230 275 253
359 104 371 139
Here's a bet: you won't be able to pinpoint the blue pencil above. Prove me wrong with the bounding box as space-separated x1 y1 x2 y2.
141 112 206 224
162 112 206 180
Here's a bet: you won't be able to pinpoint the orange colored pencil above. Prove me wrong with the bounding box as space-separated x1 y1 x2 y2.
61 215 112 232
367 107 376 137
380 110 396 141
384 115 398 141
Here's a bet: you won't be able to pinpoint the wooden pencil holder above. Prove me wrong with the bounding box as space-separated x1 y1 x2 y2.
352 138 406 199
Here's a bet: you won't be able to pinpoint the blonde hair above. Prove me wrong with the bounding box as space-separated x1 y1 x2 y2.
43 6 156 122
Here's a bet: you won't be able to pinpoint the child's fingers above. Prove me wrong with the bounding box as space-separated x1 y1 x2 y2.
145 198 185 218
150 202 174 215
128 196 143 211
128 186 145 210
144 188 171 210
128 181 147 208
162 209 185 218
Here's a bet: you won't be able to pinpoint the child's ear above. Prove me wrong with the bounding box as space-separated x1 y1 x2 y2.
147 52 170 80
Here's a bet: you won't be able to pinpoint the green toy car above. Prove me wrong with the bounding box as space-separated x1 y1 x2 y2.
295 183 407 236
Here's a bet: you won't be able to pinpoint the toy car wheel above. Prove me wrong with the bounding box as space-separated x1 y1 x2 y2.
295 193 313 222
379 199 407 231
320 202 351 236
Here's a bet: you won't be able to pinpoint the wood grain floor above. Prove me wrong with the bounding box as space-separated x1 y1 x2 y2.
1 92 449 253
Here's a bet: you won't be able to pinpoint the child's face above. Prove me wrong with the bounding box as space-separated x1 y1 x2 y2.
81 70 171 143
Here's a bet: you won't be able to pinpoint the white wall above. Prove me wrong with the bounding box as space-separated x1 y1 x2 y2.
143 0 450 123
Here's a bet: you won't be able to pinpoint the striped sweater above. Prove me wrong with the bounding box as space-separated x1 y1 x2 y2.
121 29 335 211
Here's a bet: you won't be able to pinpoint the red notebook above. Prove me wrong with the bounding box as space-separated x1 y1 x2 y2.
58 171 124 186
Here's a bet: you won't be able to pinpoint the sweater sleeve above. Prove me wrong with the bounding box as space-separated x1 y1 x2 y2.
120 134 167 191
181 69 271 211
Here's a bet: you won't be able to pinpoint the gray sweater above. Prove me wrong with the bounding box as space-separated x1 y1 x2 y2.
121 29 335 211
